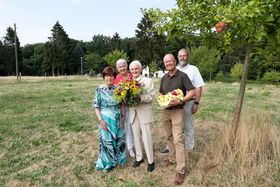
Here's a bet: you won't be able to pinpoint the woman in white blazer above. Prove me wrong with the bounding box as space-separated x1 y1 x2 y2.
129 60 155 172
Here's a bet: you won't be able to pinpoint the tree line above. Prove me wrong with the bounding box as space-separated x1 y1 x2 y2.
0 10 279 82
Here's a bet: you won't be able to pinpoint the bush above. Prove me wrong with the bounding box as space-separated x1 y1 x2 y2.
214 71 234 82
230 63 243 82
262 70 280 83
214 71 224 81
89 69 96 77
188 46 221 81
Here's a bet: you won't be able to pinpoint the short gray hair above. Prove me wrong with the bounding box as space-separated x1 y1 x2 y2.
178 48 189 56
129 60 142 69
116 59 127 67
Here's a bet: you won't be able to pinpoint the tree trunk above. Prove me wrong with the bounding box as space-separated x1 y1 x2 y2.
52 62 55 77
229 44 251 148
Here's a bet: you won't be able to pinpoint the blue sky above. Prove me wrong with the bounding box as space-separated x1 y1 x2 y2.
0 0 176 46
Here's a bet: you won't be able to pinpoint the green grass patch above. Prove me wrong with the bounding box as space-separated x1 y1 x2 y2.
0 76 279 186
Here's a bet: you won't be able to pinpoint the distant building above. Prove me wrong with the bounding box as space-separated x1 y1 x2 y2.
142 65 166 78
142 66 150 77
153 70 166 78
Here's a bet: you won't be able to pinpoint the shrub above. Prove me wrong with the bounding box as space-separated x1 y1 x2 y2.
262 70 280 83
214 71 224 81
189 46 221 81
230 63 243 82
214 71 234 82
89 69 96 77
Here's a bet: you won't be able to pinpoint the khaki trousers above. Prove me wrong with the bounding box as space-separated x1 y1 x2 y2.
162 108 185 174
183 100 195 150
131 112 154 164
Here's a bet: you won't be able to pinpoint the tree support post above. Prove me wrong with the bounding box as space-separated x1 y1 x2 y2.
229 44 251 148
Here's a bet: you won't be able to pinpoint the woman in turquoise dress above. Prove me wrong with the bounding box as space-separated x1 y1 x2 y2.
93 66 126 171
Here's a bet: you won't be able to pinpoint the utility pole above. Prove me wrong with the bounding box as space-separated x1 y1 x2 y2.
14 23 19 80
80 57 83 75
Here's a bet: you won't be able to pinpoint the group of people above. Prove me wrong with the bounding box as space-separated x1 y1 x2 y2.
92 48 204 185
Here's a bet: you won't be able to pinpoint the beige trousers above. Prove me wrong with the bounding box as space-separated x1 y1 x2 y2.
162 108 185 174
131 112 154 164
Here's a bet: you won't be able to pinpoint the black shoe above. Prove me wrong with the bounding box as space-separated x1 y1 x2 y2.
160 147 169 155
133 159 144 168
147 162 155 172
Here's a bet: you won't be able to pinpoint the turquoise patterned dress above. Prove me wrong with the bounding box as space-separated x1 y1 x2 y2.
93 85 126 171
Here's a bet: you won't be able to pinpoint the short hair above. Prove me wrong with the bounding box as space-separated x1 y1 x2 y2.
129 60 142 69
178 48 189 56
102 66 117 78
116 59 127 67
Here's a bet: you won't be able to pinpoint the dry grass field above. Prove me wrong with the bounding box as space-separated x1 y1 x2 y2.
0 76 279 186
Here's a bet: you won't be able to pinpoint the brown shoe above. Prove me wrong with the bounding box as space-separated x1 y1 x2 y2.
174 172 185 185
164 159 175 167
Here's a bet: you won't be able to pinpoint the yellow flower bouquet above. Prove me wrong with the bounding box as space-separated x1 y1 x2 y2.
113 80 144 107
157 89 184 108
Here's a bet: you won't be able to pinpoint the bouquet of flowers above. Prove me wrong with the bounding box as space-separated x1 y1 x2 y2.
157 89 184 108
113 80 144 107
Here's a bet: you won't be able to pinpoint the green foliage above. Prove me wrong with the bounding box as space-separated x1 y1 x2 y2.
43 21 75 76
230 63 244 82
258 48 280 72
150 0 280 49
0 45 15 76
84 35 111 56
149 0 280 129
0 26 22 76
134 10 166 68
43 41 56 76
1 29 137 76
104 49 128 67
262 70 280 83
215 71 225 81
149 0 280 70
214 71 234 82
3 27 17 45
149 60 158 73
188 46 221 81
22 43 45 75
111 32 121 50
120 37 137 61
84 52 106 74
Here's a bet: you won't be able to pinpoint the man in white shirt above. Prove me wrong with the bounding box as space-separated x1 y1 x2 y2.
177 48 205 150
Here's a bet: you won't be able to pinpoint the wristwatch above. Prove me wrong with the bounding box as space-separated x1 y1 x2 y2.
194 101 199 105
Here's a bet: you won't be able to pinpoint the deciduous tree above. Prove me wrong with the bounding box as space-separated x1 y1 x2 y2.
149 0 280 147
104 49 128 67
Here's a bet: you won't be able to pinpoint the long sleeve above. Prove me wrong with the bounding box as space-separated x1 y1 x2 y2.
140 78 155 103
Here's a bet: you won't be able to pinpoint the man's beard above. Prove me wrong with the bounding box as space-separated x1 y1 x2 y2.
179 60 187 67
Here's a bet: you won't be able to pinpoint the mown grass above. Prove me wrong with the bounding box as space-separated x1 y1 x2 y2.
0 76 279 186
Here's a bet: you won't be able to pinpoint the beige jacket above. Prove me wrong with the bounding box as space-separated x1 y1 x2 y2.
129 75 154 125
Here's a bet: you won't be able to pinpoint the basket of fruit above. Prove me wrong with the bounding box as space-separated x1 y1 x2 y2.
157 89 184 108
